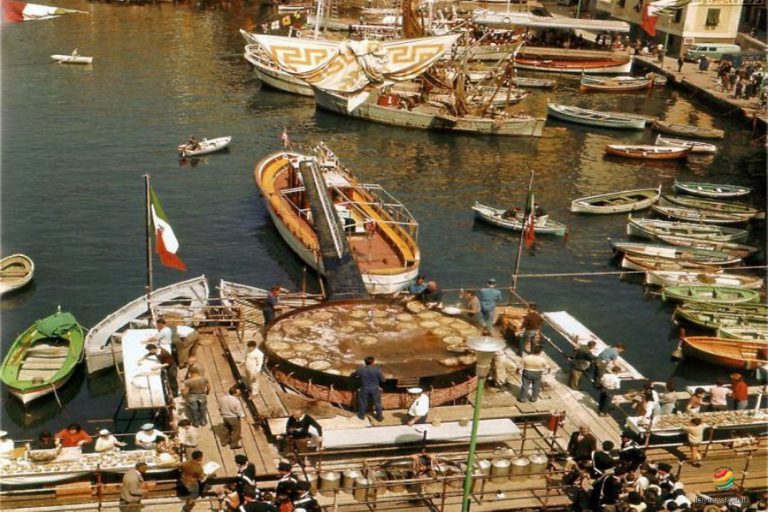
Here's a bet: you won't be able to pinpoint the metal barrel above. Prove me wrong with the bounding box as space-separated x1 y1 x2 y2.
490 459 511 483
319 471 341 497
510 457 530 476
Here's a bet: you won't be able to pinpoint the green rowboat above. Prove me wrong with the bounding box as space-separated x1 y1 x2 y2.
661 285 761 305
717 326 768 341
0 311 86 405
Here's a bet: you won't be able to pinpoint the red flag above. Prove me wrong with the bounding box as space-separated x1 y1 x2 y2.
641 4 659 36
523 191 536 248
2 0 25 22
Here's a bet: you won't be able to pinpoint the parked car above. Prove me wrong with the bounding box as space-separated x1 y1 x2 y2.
684 44 741 62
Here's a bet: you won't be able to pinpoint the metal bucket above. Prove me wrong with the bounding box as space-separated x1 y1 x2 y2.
490 459 511 483
354 477 377 502
371 470 389 494
529 453 548 474
297 471 318 492
342 469 361 492
319 471 341 497
477 459 492 475
386 470 407 493
510 457 530 476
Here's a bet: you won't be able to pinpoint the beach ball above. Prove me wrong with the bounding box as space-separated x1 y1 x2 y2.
712 467 735 491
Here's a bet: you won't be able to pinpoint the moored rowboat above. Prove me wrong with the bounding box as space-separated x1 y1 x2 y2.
0 311 86 404
0 254 35 295
546 103 646 130
621 254 720 273
571 187 660 214
652 234 759 258
178 136 232 158
610 241 741 267
661 285 761 304
673 180 750 198
651 205 750 225
51 51 93 65
579 76 653 92
605 145 690 160
717 326 768 341
660 195 759 218
656 136 718 154
626 216 749 243
645 270 763 289
472 202 567 236
673 303 768 330
652 120 725 139
681 336 766 369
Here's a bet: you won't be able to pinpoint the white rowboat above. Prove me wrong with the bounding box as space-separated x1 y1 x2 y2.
645 271 763 289
571 187 661 214
178 136 231 157
51 51 93 65
655 135 718 154
0 254 35 295
472 202 567 236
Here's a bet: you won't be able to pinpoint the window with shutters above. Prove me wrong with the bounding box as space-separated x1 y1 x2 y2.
705 8 720 27
673 8 683 23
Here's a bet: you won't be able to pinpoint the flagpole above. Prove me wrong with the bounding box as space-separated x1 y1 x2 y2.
512 170 534 291
144 173 154 299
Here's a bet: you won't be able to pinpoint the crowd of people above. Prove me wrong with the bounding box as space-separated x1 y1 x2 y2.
713 59 766 104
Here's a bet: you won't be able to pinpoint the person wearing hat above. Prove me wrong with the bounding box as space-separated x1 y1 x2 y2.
239 487 277 512
275 461 299 505
285 409 323 453
0 431 14 459
619 430 646 471
292 480 321 512
478 279 503 334
135 423 168 450
405 388 429 426
95 429 127 453
234 454 257 503
120 461 148 512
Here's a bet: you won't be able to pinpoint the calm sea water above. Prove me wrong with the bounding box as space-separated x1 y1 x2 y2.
1 2 765 439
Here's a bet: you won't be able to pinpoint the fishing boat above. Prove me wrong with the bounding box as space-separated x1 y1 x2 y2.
651 120 725 139
660 195 760 219
652 234 759 258
673 180 750 198
655 136 718 154
621 254 720 273
546 103 646 130
313 87 546 137
626 216 749 243
255 147 421 295
177 136 232 158
718 326 768 341
51 50 92 65
242 40 314 97
218 280 321 316
0 254 35 295
510 77 554 88
471 202 567 236
674 303 768 330
571 187 661 214
85 276 210 374
0 310 86 404
645 270 763 289
651 205 750 225
512 47 632 74
610 241 742 267
579 76 653 92
604 145 690 160
681 337 766 369
661 285 761 305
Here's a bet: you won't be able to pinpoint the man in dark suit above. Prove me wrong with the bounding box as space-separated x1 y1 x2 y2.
567 426 597 467
351 356 386 421
591 440 618 476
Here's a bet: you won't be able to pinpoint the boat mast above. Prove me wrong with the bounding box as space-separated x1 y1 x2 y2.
313 0 324 39
511 169 534 291
144 173 154 301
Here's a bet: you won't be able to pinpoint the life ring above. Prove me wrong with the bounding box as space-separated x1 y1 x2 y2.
502 17 511 24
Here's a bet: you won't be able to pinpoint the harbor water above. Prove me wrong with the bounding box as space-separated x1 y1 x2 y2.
1 2 765 439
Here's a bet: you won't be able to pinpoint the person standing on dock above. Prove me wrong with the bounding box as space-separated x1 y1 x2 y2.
275 461 300 505
478 278 502 334
119 461 148 512
285 409 323 453
182 368 210 428
682 417 707 468
351 356 385 421
173 325 198 369
140 343 179 398
180 450 206 512
405 387 429 426
677 56 684 72
519 304 543 354
598 367 622 416
460 289 482 325
569 340 597 390
219 386 246 449
177 419 199 459
234 454 257 501
517 346 550 403
243 341 264 396
594 343 625 383
262 286 282 329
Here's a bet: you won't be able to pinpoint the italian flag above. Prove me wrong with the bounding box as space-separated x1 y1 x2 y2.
524 191 536 248
2 0 85 22
150 187 187 271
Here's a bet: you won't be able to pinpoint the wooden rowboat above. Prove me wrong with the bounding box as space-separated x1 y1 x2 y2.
626 216 749 243
674 303 768 330
652 120 725 139
611 241 741 267
0 254 35 296
645 270 763 289
681 336 766 369
579 76 653 92
472 202 567 236
717 326 768 341
178 136 232 158
513 56 632 74
660 195 759 218
673 180 750 198
661 285 761 304
651 205 749 225
571 187 660 214
621 254 720 273
652 234 759 258
605 145 690 160
0 311 86 404
656 136 718 154
51 51 93 65
510 77 554 89
546 103 646 130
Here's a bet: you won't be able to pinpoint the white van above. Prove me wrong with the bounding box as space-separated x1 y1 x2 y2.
685 44 741 61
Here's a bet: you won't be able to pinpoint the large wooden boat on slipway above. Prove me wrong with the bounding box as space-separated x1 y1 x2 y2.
513 47 633 74
681 336 766 369
0 310 86 404
626 216 749 243
0 254 35 296
255 146 420 295
312 87 546 137
84 276 210 374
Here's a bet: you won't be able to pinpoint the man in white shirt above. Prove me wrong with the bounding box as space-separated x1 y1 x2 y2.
0 431 14 458
144 318 173 347
176 419 199 459
598 367 622 416
406 388 429 426
135 423 168 450
492 348 518 389
95 429 126 452
708 380 731 411
517 347 551 403
243 341 264 396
